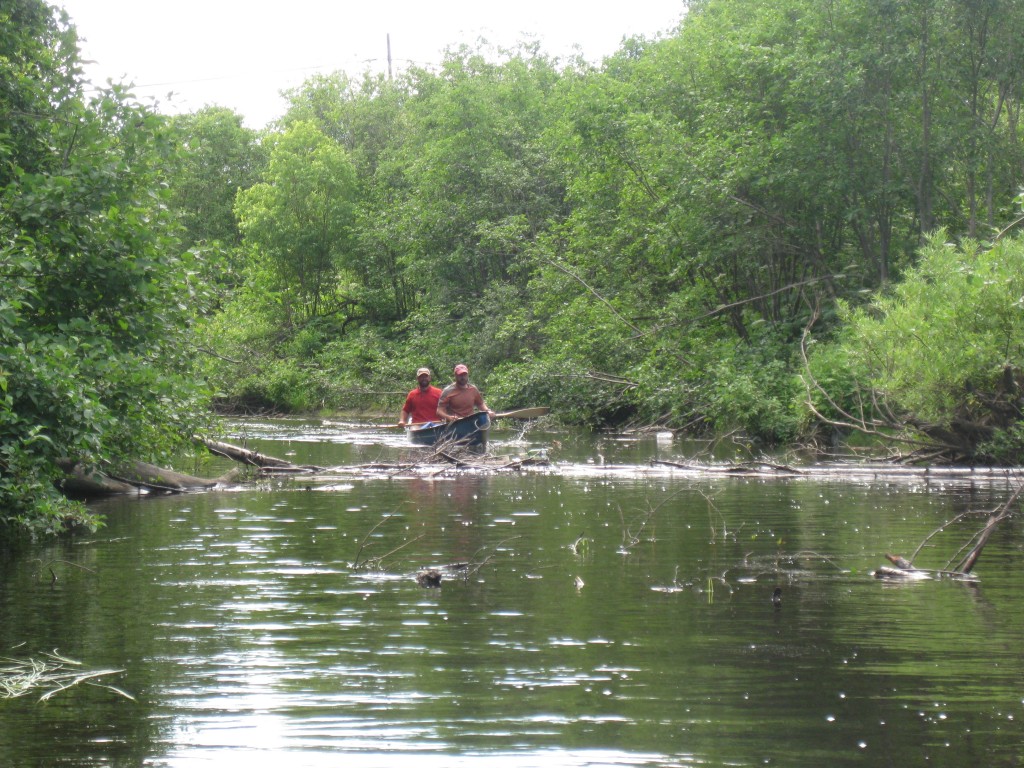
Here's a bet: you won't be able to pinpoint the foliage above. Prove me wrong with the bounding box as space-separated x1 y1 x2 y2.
281 72 419 321
391 44 568 307
0 1 212 541
166 107 265 252
20 0 1024 472
164 107 266 301
815 231 1024 460
194 0 1024 460
235 121 359 325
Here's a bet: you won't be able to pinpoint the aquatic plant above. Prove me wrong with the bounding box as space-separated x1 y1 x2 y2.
0 650 134 702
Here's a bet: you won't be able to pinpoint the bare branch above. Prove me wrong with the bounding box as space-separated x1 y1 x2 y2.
539 257 643 335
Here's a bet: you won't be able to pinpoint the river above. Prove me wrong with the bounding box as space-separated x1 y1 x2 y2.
1 417 1022 767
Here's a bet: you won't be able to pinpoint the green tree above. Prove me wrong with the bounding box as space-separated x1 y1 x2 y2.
167 106 265 253
395 44 568 307
1 0 212 540
811 230 1024 461
281 72 418 320
235 121 359 325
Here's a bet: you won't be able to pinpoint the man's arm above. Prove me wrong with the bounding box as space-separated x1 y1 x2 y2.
398 392 414 425
436 388 455 422
475 387 496 417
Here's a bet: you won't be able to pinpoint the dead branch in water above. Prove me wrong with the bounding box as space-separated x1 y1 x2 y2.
198 437 323 472
351 513 395 569
878 481 1023 580
951 483 1024 574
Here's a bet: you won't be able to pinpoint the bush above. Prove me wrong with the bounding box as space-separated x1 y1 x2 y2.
808 230 1024 461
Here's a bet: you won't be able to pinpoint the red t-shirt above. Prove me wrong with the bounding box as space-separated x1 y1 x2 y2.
403 386 442 422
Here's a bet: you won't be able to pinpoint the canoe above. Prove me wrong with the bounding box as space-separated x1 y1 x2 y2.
408 412 490 450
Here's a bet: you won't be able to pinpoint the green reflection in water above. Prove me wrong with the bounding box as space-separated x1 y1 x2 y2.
1 423 1022 767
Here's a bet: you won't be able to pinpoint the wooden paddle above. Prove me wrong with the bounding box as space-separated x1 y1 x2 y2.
379 407 549 428
492 407 550 419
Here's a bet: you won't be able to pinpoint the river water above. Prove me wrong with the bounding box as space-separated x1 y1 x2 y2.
1 418 1023 767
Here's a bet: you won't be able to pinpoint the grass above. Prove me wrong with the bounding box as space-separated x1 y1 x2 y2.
0 649 135 702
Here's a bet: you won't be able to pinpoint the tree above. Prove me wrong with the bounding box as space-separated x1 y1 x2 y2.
167 106 265 253
1 0 212 540
394 43 568 307
281 72 418 320
235 121 359 325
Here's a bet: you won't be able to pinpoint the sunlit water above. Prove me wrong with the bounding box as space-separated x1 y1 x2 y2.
2 418 1023 767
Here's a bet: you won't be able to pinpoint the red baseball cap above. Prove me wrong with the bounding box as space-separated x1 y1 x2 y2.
454 364 469 375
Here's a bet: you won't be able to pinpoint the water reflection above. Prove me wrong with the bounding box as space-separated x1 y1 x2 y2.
1 422 1022 767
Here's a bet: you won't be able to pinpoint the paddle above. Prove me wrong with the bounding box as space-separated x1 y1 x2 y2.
492 407 550 419
379 406 549 428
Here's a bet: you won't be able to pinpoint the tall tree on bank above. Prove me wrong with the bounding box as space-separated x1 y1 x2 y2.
281 72 418 321
395 44 568 309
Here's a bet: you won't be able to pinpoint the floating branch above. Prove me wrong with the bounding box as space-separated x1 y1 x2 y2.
351 513 395 569
876 481 1023 580
198 437 323 472
0 650 134 702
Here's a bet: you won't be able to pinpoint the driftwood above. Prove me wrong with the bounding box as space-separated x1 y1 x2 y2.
198 437 323 472
650 458 1019 483
875 482 1023 581
57 458 225 497
58 434 320 497
58 461 137 497
108 460 219 492
652 459 803 476
954 482 1024 573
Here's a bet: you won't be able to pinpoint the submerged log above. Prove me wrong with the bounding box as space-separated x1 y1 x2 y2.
199 437 295 468
108 461 219 492
58 460 137 497
873 553 977 581
873 565 933 580
57 459 223 497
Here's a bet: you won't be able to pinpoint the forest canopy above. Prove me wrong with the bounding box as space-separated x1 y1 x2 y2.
4 0 1024 540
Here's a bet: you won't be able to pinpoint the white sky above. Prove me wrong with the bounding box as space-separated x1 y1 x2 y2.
57 1 686 128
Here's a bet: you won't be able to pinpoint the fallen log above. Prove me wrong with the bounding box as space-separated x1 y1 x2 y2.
57 459 226 497
110 460 219 492
197 437 323 471
58 460 137 497
651 458 1022 482
873 553 976 581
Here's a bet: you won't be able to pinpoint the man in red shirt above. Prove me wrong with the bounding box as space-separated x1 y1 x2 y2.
398 367 442 425
436 364 496 422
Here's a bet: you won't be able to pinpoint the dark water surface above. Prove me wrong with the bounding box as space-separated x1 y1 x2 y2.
2 419 1023 767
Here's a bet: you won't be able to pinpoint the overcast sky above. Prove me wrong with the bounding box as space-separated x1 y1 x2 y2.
56 1 686 128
